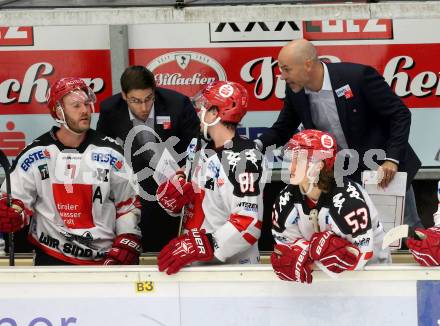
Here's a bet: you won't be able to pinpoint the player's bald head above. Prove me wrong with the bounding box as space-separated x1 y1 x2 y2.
279 39 318 64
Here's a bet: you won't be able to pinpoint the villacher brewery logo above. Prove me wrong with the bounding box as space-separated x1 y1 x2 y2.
147 51 227 97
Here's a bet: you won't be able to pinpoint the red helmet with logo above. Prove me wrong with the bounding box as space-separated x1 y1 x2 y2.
285 129 337 170
46 77 96 119
192 80 248 124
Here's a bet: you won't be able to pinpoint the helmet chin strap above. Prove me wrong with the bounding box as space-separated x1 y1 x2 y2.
200 108 221 141
299 182 314 196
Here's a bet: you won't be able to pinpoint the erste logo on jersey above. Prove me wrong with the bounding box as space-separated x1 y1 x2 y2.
20 148 51 171
91 152 123 170
147 51 227 97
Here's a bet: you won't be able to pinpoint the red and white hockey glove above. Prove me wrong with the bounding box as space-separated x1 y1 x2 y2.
156 172 196 216
407 227 440 266
103 234 142 265
271 241 313 284
0 195 28 233
309 231 361 274
158 228 214 275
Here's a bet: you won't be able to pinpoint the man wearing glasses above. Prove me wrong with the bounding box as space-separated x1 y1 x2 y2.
97 65 199 253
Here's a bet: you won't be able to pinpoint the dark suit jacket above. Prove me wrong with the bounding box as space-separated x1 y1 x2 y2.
259 62 421 185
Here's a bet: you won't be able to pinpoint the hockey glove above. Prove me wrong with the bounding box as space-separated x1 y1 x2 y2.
158 228 213 275
309 231 361 273
156 172 196 216
407 227 440 266
0 195 28 233
103 234 142 265
271 241 313 283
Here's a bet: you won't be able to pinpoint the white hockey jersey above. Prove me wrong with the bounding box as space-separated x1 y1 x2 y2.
1 127 141 264
180 135 266 264
272 179 390 268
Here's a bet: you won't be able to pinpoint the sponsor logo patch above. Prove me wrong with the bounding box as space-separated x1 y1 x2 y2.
20 149 50 172
303 19 393 40
91 152 123 170
52 183 95 229
209 21 301 42
147 51 227 97
38 164 49 180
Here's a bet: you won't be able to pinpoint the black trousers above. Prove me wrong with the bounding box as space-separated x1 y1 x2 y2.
139 199 180 253
34 247 75 266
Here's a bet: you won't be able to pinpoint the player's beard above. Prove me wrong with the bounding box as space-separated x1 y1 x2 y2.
65 113 91 134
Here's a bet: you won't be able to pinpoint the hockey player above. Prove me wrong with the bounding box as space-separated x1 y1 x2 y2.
0 77 142 265
271 129 390 283
156 81 265 274
406 180 440 266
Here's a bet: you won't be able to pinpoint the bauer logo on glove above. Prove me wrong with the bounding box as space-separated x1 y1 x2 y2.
158 228 214 275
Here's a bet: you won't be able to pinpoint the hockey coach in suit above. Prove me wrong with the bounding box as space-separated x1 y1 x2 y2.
97 65 200 252
256 39 422 228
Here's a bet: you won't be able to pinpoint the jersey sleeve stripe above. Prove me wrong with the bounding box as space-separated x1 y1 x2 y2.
363 251 373 260
255 220 262 230
133 196 142 209
115 197 136 210
229 214 254 232
243 233 258 245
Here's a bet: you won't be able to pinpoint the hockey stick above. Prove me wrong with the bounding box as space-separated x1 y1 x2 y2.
381 224 421 249
177 135 202 236
308 210 339 279
0 149 14 266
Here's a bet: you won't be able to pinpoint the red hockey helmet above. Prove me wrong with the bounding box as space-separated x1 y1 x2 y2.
285 129 337 170
46 77 96 119
192 80 248 124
